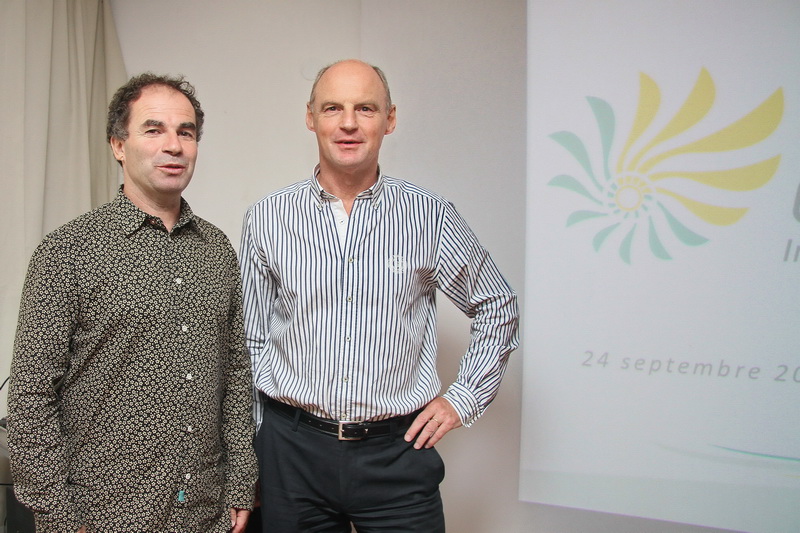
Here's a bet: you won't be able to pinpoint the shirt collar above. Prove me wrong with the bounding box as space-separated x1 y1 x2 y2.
112 187 200 237
310 165 385 209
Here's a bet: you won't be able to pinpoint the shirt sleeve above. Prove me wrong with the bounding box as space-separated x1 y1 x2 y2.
7 238 83 532
239 205 277 430
219 244 259 510
435 202 520 426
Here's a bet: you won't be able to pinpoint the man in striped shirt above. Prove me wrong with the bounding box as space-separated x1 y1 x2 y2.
240 59 519 532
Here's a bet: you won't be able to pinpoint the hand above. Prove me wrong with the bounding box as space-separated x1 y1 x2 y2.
77 527 87 533
230 508 251 533
404 397 462 449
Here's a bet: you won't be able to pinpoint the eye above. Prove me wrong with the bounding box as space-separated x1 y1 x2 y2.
179 131 196 139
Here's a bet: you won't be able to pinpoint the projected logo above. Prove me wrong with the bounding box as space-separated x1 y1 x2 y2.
549 69 783 263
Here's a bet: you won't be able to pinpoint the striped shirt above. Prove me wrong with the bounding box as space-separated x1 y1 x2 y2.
240 170 519 429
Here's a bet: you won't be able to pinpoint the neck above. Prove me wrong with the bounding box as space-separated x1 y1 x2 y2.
316 164 378 214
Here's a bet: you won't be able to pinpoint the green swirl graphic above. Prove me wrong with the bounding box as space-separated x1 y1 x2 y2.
549 69 783 263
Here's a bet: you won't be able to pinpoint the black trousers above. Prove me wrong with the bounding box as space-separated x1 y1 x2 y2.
255 400 446 533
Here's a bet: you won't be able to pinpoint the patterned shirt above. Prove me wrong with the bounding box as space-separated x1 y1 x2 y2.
8 190 257 533
240 171 519 429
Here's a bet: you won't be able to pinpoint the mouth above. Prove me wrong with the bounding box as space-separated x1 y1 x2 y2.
157 163 187 174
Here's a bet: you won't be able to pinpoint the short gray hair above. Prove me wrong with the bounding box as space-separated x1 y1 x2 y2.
308 60 392 112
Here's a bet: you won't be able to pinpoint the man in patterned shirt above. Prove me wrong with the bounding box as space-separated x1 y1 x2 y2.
240 59 519 531
8 73 258 532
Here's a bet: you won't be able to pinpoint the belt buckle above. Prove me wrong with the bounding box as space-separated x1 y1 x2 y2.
337 420 367 441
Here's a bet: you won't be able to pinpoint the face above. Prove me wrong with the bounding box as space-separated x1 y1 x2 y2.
306 60 396 177
110 85 198 205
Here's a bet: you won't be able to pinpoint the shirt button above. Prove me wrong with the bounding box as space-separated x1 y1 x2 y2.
174 277 183 285
186 426 194 433
185 473 191 480
181 325 189 333
342 376 349 382
185 373 193 381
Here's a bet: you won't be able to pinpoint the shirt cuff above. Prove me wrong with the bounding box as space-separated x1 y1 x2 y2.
442 382 481 427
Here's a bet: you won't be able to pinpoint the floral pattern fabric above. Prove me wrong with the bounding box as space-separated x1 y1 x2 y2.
8 190 257 533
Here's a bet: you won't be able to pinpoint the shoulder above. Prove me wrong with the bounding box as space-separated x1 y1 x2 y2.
381 175 456 212
243 180 315 230
192 215 227 240
24 203 122 284
382 176 480 240
248 179 312 210
35 202 116 252
190 216 236 252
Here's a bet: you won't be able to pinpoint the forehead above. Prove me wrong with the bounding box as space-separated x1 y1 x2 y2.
130 85 195 123
315 62 386 103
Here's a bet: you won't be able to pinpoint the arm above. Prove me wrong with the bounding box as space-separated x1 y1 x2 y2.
7 239 83 532
239 206 277 429
406 202 519 448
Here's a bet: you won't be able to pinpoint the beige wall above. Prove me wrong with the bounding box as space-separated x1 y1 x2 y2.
109 1 529 530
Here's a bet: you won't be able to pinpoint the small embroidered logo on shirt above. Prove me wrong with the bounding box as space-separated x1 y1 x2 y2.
387 255 408 274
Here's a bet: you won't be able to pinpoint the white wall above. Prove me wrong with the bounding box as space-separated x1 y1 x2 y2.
107 1 741 532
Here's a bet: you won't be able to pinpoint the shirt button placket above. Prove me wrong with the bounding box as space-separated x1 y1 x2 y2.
339 252 357 418
173 270 197 505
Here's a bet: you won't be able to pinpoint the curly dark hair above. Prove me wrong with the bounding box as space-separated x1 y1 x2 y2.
106 73 205 143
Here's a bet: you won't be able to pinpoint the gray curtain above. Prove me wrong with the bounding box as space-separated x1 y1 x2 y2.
0 0 127 412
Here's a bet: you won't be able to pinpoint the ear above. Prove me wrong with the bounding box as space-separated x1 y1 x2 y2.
385 105 397 135
110 137 125 163
305 103 315 132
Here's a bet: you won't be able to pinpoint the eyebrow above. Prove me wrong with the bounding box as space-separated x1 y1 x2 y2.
141 119 197 130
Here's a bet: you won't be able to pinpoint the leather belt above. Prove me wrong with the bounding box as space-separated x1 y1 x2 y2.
267 397 420 441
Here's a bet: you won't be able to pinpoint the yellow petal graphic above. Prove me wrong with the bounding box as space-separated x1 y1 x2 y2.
626 69 715 172
640 88 784 172
617 73 661 173
656 188 747 225
649 155 781 191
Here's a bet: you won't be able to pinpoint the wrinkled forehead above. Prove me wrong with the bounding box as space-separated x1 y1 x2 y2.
130 86 196 124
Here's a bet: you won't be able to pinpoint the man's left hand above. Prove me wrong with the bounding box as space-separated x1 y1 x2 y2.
229 508 251 533
404 397 462 449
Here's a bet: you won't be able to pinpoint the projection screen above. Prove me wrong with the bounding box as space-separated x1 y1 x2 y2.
521 2 800 532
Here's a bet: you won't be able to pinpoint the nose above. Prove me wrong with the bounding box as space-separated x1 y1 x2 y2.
162 130 182 154
340 107 358 131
